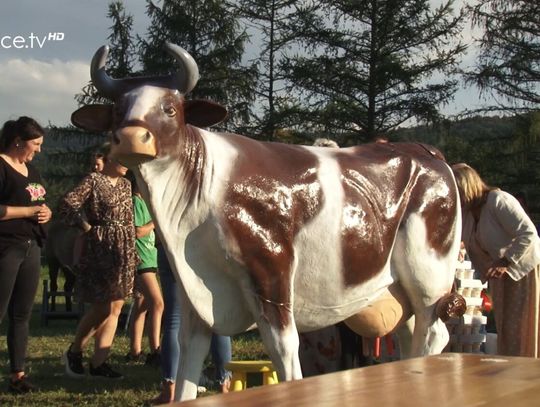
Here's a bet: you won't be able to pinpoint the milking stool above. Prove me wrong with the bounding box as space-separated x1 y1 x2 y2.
224 360 278 391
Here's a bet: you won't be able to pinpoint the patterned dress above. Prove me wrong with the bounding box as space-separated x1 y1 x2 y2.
59 172 138 303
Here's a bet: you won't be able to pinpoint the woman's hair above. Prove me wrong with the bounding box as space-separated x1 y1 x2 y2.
125 170 139 194
95 142 112 162
313 138 339 148
0 116 45 152
451 163 496 207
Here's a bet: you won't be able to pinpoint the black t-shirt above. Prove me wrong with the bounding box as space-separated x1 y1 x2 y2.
0 157 47 249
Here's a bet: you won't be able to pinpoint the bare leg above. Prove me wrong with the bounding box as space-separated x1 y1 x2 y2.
71 302 113 353
137 272 164 351
90 299 125 367
129 294 147 356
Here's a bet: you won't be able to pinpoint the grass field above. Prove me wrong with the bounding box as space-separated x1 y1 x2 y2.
0 268 267 406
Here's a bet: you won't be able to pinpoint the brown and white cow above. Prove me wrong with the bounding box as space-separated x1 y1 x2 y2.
71 43 465 401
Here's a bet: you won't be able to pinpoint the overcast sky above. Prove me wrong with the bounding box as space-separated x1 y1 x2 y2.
0 0 484 128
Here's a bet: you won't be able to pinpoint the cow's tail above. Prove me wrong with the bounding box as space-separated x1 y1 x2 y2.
435 292 466 322
414 142 446 161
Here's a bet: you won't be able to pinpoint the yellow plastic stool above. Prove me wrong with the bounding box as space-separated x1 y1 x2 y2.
225 360 278 391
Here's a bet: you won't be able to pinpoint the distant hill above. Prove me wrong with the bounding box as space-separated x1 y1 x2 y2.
390 113 540 226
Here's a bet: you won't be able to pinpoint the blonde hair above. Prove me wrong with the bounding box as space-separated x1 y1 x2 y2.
451 163 496 207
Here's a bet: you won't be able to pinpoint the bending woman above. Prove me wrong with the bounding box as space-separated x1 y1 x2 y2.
452 163 540 357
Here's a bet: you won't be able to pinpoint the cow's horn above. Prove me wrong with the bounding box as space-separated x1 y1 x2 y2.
164 42 199 94
90 45 123 99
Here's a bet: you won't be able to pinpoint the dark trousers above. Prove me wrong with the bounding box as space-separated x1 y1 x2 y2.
0 239 41 373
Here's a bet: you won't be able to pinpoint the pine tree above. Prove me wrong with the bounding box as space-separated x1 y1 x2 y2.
232 0 299 140
75 1 136 106
139 0 257 132
281 0 467 143
467 0 540 110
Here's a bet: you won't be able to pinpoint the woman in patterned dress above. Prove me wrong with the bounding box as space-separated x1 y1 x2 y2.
60 145 139 378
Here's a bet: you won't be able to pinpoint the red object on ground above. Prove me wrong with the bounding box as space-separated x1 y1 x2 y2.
373 337 381 358
481 290 492 313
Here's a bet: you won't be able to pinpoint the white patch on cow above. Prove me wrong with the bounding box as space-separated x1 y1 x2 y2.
421 176 452 212
343 204 365 228
291 149 394 332
199 131 246 261
125 85 176 120
392 211 460 356
394 213 457 301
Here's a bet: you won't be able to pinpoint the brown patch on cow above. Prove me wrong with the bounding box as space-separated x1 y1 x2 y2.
337 142 458 286
336 144 418 286
221 138 323 329
397 143 459 255
419 189 459 255
171 125 207 206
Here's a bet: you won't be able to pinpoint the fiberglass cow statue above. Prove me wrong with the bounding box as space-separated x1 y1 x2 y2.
71 43 465 401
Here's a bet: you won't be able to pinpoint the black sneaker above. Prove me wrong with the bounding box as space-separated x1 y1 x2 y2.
89 362 123 379
8 375 37 394
145 349 161 368
125 352 145 363
62 344 85 378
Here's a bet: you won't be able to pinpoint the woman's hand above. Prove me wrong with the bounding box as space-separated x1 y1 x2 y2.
80 221 92 233
33 204 52 224
485 257 510 279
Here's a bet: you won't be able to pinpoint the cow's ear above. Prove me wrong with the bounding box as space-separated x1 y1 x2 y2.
184 99 228 128
71 104 113 132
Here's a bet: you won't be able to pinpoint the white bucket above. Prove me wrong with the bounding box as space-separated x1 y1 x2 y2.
485 333 498 354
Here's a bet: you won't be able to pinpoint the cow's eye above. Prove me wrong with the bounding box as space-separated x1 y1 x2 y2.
162 104 177 117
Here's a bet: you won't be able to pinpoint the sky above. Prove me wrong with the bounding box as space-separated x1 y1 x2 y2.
0 0 485 128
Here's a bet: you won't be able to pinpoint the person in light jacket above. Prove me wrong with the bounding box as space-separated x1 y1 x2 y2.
452 163 540 357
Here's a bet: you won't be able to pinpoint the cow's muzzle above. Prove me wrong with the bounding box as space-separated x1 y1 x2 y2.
111 126 157 168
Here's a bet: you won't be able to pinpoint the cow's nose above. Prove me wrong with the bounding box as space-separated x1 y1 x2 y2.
113 126 158 166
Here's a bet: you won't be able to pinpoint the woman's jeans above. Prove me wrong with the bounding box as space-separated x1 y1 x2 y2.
158 245 231 384
0 239 41 373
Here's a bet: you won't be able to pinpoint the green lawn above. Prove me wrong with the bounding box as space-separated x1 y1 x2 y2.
0 267 267 406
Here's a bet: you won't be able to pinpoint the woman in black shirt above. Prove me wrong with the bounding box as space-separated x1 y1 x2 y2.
0 116 51 394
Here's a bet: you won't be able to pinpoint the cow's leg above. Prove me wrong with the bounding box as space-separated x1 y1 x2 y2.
175 294 212 401
392 215 458 357
395 315 415 359
256 313 303 382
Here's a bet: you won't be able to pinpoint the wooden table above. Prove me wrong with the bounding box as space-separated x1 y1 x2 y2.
171 353 540 406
